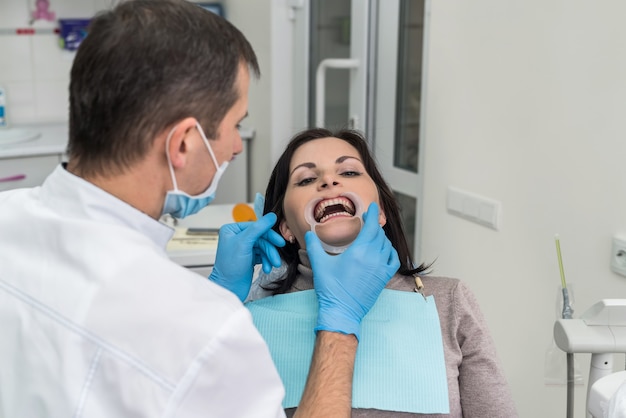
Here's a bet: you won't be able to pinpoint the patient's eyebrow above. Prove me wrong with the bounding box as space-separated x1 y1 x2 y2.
336 155 362 164
290 162 316 177
290 156 363 177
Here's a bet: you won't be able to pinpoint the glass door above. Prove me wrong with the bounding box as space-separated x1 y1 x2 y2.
291 0 370 132
291 0 429 261
309 0 351 129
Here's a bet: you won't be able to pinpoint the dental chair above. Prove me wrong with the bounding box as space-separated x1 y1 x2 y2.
554 299 626 418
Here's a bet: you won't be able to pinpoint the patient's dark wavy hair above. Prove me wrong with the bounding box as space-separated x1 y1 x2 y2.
263 128 432 295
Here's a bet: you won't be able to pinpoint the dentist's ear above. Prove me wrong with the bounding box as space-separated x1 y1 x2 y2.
165 117 197 169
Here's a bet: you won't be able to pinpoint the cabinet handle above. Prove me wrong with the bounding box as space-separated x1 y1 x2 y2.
0 174 26 183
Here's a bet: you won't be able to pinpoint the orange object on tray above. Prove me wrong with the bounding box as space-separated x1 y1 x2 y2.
232 203 257 222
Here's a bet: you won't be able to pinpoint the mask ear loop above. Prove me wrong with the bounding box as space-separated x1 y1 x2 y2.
164 125 180 191
303 192 364 254
196 122 220 171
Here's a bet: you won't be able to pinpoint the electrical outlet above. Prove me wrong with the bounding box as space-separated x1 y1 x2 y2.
611 235 626 277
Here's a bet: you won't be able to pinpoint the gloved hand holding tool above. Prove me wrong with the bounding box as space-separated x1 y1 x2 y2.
209 212 285 301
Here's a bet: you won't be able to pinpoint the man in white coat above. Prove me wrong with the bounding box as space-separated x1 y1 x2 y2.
0 0 400 417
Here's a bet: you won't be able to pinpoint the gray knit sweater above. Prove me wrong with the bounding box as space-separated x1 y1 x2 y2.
248 251 518 417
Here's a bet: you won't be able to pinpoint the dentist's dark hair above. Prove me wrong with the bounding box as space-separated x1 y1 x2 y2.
263 128 431 295
67 0 259 178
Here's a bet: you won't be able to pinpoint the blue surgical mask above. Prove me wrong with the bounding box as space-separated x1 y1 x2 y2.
161 122 229 218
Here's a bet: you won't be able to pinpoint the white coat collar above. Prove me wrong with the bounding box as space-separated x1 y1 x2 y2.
40 165 174 250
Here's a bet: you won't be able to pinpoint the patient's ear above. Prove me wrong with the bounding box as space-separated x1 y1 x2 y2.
279 219 293 241
379 208 387 227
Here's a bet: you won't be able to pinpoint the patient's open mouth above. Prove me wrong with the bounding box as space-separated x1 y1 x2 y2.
303 192 364 254
314 197 356 223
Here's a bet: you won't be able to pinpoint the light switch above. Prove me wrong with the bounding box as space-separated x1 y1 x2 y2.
446 186 501 231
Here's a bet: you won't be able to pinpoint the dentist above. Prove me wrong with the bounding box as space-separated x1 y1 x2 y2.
0 1 398 417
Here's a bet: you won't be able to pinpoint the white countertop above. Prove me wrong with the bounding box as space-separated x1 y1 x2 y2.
0 123 68 159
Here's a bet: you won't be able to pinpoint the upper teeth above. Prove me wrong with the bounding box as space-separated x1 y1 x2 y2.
314 197 355 222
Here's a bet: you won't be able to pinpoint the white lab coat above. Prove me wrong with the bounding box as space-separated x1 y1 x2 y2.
0 165 285 418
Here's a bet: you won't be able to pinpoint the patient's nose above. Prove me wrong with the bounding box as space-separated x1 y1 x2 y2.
320 174 339 189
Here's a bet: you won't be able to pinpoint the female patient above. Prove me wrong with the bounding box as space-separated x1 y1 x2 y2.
248 128 517 417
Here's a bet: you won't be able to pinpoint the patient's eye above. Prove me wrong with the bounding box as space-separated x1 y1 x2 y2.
341 170 362 177
295 177 316 186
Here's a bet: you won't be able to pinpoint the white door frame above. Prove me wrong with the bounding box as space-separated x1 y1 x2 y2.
372 0 431 260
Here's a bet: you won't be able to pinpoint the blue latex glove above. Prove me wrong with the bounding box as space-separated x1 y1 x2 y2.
305 202 400 340
253 192 265 219
209 212 286 302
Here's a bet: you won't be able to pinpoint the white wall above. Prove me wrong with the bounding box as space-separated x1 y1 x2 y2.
420 1 626 417
0 0 110 124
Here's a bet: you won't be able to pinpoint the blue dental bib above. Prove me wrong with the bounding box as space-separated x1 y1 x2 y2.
246 288 449 413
